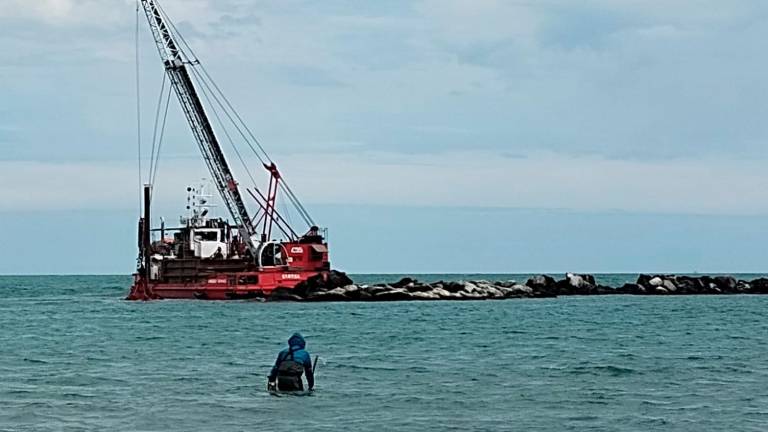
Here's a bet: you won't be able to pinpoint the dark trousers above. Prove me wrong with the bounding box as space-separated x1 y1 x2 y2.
277 376 303 391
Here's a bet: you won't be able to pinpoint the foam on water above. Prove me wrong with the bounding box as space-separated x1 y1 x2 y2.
1 275 767 431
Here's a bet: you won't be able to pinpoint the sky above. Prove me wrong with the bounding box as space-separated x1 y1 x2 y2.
1 0 768 274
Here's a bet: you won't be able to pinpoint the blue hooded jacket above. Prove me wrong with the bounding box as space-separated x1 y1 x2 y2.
268 333 314 389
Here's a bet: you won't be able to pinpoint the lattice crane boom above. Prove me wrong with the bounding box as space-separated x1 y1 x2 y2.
139 0 258 254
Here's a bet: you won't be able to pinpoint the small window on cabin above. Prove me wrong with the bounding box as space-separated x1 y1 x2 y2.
197 231 218 241
310 249 324 261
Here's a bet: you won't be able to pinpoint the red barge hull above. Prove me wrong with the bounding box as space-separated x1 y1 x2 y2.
128 269 326 300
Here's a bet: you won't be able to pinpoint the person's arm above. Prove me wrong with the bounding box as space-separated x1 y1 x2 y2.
268 352 283 382
304 354 314 390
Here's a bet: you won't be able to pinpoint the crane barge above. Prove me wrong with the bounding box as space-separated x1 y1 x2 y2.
127 0 330 300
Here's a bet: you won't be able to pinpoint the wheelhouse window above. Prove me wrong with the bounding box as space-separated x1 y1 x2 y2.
195 231 218 241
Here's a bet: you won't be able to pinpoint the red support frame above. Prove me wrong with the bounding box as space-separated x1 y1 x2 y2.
260 163 282 241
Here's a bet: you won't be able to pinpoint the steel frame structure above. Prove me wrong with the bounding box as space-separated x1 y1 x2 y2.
140 0 257 255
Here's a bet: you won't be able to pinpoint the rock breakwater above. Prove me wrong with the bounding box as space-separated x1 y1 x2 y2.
269 271 768 302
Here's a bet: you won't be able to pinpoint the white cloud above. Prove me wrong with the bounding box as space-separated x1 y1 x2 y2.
3 152 768 216
3 0 768 206
0 0 73 22
0 0 136 25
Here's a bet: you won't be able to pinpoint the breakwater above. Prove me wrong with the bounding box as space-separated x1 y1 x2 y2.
270 271 768 301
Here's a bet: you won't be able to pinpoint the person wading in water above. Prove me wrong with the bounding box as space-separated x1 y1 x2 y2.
267 333 314 392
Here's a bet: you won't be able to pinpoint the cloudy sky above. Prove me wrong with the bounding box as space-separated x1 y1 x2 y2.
2 0 768 274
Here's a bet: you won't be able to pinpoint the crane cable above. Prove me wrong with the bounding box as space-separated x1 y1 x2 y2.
189 64 261 190
147 73 167 184
136 0 172 209
149 85 172 187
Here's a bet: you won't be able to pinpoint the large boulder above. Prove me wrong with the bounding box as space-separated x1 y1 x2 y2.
365 284 393 296
507 284 533 298
713 276 737 293
411 291 441 300
735 280 751 293
749 278 768 294
442 281 467 294
405 283 436 293
269 288 304 302
461 281 480 294
293 270 354 297
328 270 354 287
636 274 653 287
662 279 678 293
557 273 597 295
458 290 486 300
675 276 705 294
567 273 596 286
637 275 676 292
338 284 362 300
306 288 351 302
484 286 505 299
615 283 646 295
432 287 466 300
526 275 558 297
527 274 556 288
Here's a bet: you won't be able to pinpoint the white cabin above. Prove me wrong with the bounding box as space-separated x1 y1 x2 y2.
190 228 228 258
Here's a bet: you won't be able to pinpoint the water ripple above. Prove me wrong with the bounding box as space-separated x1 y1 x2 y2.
0 275 767 431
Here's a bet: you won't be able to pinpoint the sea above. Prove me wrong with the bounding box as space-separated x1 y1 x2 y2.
1 274 767 432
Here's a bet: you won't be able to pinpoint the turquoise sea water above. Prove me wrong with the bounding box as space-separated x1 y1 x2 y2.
1 274 767 431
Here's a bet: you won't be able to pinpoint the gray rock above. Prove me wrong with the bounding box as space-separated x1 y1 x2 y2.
566 273 596 288
462 281 479 293
411 291 440 300
373 289 413 301
714 276 737 292
655 287 669 294
459 291 485 300
442 281 465 293
306 290 350 302
662 280 677 292
527 275 556 288
511 284 533 294
431 287 450 297
649 277 664 287
406 284 435 293
736 281 750 292
365 285 393 296
749 278 768 294
485 286 505 299
526 275 558 297
328 287 350 296
616 283 645 295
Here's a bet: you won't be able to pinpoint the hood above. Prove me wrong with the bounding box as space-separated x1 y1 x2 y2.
288 332 305 350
